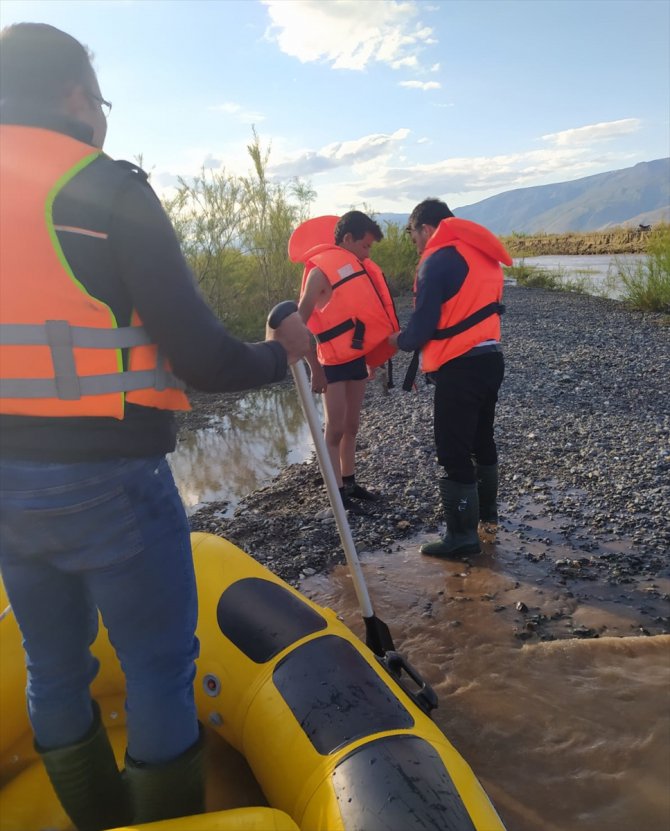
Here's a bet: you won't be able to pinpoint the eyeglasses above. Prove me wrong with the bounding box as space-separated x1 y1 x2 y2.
86 90 112 117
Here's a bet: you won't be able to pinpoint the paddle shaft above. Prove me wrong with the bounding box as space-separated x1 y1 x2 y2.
267 302 396 656
290 358 375 618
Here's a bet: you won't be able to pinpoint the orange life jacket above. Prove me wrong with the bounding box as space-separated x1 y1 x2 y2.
416 218 511 372
0 125 190 418
299 244 399 368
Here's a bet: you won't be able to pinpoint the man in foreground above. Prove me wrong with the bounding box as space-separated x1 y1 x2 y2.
0 22 309 830
391 198 511 557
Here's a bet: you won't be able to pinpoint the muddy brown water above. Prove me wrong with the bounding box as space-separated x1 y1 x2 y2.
299 530 670 831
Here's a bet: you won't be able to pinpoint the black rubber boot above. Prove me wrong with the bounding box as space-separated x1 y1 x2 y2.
37 701 130 831
420 479 481 558
477 463 499 523
125 727 205 825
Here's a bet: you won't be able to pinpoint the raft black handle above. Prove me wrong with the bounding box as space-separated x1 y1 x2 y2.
380 651 439 716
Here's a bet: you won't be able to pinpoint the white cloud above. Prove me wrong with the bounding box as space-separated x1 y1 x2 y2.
399 80 441 90
262 0 435 71
270 128 410 177
542 118 641 147
355 144 637 207
430 62 440 72
391 56 418 69
209 102 266 124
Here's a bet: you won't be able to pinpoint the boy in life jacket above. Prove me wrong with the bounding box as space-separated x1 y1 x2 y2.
292 211 399 512
390 198 511 557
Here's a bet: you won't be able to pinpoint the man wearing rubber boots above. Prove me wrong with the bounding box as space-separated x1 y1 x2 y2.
0 23 310 831
390 198 511 557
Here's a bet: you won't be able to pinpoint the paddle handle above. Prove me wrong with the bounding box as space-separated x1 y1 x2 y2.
268 302 375 619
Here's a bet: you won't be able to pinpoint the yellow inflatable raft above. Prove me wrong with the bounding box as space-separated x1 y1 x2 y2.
0 532 505 831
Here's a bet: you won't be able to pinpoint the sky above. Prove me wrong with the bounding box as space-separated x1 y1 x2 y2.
2 0 669 215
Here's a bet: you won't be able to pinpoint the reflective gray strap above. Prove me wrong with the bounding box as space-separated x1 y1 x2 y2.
154 350 168 392
0 368 185 399
45 320 81 400
0 322 152 348
0 321 185 400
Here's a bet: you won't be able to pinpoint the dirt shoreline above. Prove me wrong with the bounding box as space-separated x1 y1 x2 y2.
503 228 655 257
182 287 669 644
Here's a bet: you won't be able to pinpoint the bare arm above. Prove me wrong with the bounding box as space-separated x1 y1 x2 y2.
298 267 331 393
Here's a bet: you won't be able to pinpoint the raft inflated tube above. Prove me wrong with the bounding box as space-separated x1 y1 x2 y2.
191 533 504 830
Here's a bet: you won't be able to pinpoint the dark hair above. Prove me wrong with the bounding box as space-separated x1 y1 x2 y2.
0 23 93 105
407 198 454 232
334 211 383 245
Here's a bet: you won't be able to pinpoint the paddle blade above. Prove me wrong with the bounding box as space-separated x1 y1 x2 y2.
364 614 396 657
288 215 339 262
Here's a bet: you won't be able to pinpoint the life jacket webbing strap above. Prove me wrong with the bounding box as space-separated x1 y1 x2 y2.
431 302 505 340
401 303 505 392
402 350 420 392
315 317 366 351
0 368 185 400
0 322 153 348
331 269 367 290
315 319 354 344
351 318 365 350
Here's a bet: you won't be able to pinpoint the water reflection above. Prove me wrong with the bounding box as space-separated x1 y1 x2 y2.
168 384 319 515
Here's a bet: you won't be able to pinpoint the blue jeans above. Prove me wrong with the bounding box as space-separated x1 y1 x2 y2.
0 456 199 764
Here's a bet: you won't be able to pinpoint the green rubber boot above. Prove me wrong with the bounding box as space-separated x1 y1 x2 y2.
37 701 130 831
125 727 205 825
420 479 481 558
477 463 499 523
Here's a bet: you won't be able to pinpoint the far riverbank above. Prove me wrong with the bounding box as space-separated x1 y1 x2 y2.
503 226 660 256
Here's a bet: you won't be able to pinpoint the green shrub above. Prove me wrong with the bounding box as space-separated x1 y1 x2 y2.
615 224 670 313
372 221 418 295
503 261 561 290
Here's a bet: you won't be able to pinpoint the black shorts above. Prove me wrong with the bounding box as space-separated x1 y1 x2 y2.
323 356 368 383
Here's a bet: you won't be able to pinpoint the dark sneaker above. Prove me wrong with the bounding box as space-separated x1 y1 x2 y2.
345 483 379 501
338 487 369 515
341 494 369 515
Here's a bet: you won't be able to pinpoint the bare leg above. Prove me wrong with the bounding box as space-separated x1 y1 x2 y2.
340 378 368 478
323 381 347 487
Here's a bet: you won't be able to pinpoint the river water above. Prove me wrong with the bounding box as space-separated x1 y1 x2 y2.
170 251 669 830
513 253 646 298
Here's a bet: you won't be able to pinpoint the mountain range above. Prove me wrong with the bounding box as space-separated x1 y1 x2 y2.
375 157 670 235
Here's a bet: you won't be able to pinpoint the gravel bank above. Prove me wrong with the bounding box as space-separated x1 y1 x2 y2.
185 286 670 639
